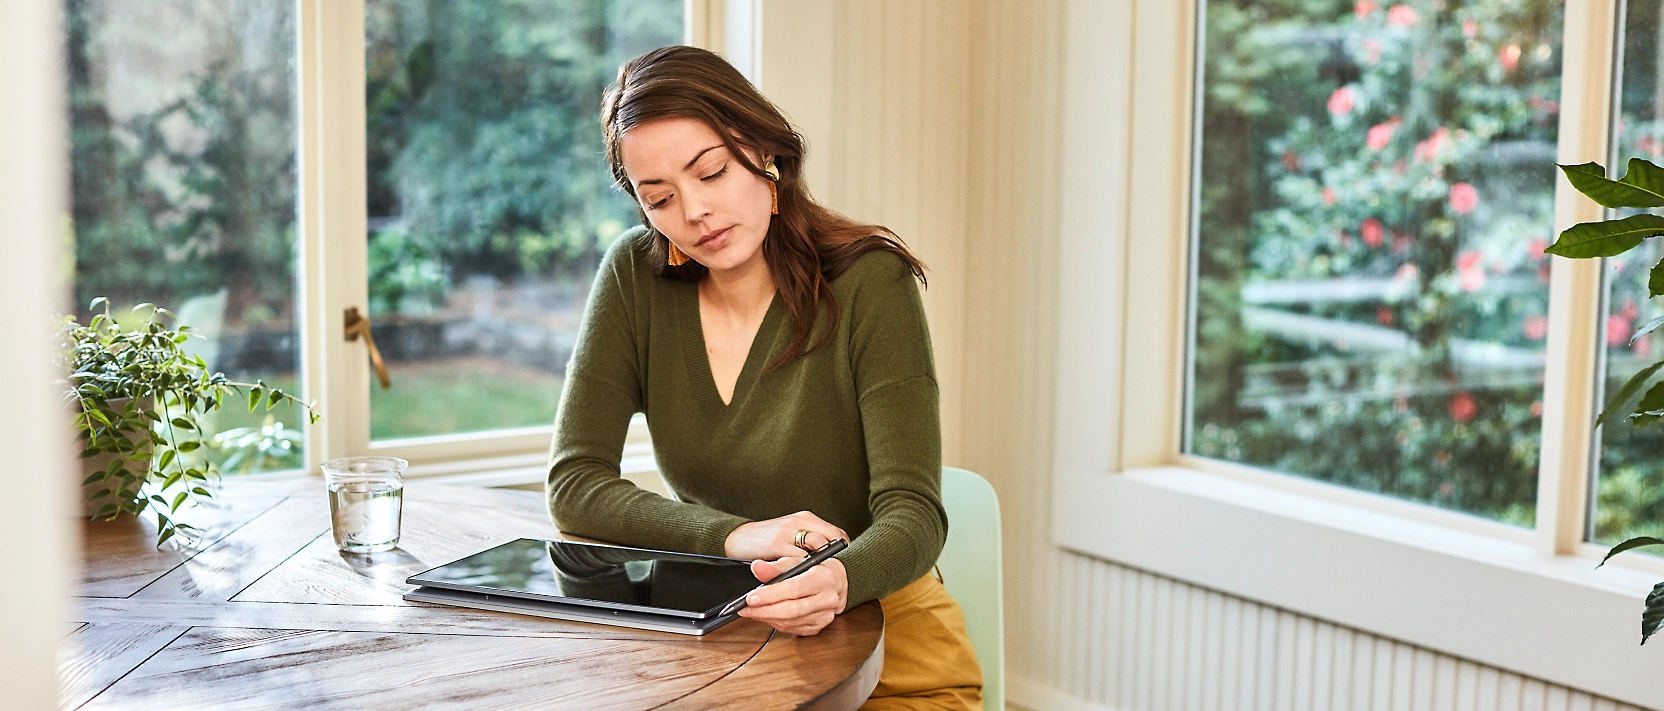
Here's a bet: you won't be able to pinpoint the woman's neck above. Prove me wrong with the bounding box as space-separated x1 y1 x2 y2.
700 254 776 316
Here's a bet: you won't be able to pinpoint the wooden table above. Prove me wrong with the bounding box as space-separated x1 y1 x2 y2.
63 479 883 710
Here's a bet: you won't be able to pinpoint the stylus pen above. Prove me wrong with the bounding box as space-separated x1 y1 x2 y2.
718 538 849 617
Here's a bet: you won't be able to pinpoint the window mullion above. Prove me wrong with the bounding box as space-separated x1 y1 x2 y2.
297 0 371 474
1535 0 1618 556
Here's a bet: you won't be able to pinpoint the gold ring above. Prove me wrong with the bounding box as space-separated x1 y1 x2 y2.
793 529 814 553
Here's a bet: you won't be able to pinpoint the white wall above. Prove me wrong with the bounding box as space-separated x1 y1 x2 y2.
0 0 75 708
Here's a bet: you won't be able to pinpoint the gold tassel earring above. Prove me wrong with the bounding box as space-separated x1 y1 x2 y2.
764 161 780 215
666 237 690 266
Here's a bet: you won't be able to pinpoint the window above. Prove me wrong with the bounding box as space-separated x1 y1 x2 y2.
66 0 305 475
362 0 681 441
65 0 687 473
1187 0 1563 526
1595 1 1664 547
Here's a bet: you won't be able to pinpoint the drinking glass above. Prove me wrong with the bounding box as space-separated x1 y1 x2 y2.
323 456 407 553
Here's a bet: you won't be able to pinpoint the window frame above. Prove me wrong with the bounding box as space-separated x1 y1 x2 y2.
293 0 712 477
1052 0 1664 706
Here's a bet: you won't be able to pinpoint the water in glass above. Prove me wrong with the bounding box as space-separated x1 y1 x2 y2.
323 457 407 553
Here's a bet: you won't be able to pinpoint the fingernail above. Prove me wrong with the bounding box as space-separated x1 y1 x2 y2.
748 595 759 605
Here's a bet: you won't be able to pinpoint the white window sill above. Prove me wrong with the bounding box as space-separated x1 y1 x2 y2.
1052 464 1664 709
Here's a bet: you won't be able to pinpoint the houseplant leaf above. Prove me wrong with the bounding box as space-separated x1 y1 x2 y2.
1645 582 1664 645
1597 360 1664 427
1651 259 1664 298
1560 162 1664 208
1545 213 1664 258
1597 536 1664 567
1633 314 1664 345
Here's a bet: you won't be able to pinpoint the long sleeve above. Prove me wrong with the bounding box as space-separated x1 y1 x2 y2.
545 233 751 553
835 253 948 606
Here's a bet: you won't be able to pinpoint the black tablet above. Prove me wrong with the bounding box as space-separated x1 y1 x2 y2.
404 538 760 620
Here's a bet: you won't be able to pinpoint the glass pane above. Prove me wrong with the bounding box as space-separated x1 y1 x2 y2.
364 0 682 441
67 0 304 475
1593 2 1664 546
1188 1 1563 525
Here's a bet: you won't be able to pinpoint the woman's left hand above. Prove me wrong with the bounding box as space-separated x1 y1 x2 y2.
737 555 848 636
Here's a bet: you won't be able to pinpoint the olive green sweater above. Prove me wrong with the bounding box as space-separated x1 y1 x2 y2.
545 227 946 606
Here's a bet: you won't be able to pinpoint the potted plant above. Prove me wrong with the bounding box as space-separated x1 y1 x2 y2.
1546 158 1664 644
64 298 316 546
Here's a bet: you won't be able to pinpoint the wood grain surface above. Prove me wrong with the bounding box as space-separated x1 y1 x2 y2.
66 480 883 710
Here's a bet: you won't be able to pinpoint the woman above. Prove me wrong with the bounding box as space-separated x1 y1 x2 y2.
547 45 981 709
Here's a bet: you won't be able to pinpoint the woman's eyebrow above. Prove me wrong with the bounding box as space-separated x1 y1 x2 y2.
637 144 725 187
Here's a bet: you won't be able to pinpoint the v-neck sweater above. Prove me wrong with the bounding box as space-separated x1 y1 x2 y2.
545 227 946 606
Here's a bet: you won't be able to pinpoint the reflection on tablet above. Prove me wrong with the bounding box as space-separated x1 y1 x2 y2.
406 539 759 618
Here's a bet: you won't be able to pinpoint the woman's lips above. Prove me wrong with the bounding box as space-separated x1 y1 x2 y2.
696 226 732 248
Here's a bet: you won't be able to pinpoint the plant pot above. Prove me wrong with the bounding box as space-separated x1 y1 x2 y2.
76 396 153 519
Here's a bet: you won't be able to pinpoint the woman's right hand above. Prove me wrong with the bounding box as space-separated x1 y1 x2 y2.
724 510 848 560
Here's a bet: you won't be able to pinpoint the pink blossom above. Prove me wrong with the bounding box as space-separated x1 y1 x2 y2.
1392 231 1412 253
1355 1 1379 18
1609 315 1634 347
1414 127 1450 162
1322 187 1338 206
1376 306 1395 326
1449 392 1476 424
1522 314 1548 340
1501 44 1521 71
1361 218 1384 248
1387 4 1418 26
1395 262 1419 282
1531 400 1544 417
1638 336 1653 358
1367 120 1398 151
1457 249 1486 291
1362 38 1383 65
1449 182 1479 215
1622 298 1639 321
1328 86 1355 116
1526 238 1548 260
1462 19 1478 38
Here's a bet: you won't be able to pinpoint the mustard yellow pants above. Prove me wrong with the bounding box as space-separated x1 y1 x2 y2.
858 573 983 711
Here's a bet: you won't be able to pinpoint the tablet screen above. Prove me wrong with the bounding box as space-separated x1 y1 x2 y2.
406 539 760 618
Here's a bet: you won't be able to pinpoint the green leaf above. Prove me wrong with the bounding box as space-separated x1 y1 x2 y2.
1598 536 1664 567
93 504 116 519
1632 315 1664 346
192 487 210 496
170 491 188 512
268 390 283 409
1546 214 1664 258
156 449 176 472
1560 162 1664 208
177 440 200 452
162 471 182 490
170 417 195 431
185 468 206 480
81 471 105 486
88 296 108 312
1645 582 1664 645
155 525 176 548
1598 360 1664 427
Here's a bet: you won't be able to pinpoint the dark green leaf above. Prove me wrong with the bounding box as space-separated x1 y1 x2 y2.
185 468 206 480
1645 582 1664 645
171 491 188 512
1624 158 1664 198
81 471 105 486
192 487 210 496
155 525 176 548
1598 360 1664 427
170 417 195 431
1649 260 1664 299
1560 162 1664 208
162 471 182 490
268 389 283 409
93 504 116 519
1599 536 1664 567
156 449 176 471
177 440 200 452
1547 214 1664 258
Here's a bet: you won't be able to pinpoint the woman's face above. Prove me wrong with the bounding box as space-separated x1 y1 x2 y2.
619 117 774 275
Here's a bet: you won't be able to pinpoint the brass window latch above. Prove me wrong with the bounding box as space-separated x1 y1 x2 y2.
344 307 392 390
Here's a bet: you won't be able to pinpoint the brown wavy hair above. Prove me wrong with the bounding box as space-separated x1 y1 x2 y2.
601 45 926 370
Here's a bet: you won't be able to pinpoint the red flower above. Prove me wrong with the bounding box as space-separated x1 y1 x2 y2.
1501 44 1521 71
1531 400 1544 417
1526 238 1548 260
1609 314 1633 347
1362 38 1383 66
1361 218 1384 247
1367 120 1398 151
1376 306 1395 326
1322 187 1338 206
1328 86 1355 116
1456 249 1485 292
1449 392 1477 424
1355 1 1379 18
1387 4 1418 26
1414 127 1450 162
1449 182 1479 215
1462 19 1478 38
1522 314 1548 340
